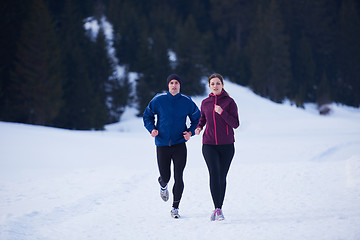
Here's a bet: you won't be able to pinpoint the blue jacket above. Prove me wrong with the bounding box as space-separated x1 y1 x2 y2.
143 92 200 147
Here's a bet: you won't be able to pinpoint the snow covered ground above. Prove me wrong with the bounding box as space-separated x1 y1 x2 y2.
1 81 360 240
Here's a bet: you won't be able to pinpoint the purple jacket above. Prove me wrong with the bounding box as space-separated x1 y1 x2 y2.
197 91 240 145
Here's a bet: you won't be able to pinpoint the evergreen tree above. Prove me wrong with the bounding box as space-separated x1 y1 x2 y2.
246 0 291 102
292 33 316 107
210 0 255 50
174 15 205 96
55 0 95 129
188 0 212 33
0 0 32 120
107 72 130 122
9 0 63 125
217 40 250 86
149 1 177 44
300 0 337 102
88 28 111 129
111 1 145 70
336 0 360 106
209 0 255 83
4 0 359 128
280 0 339 106
136 27 172 114
316 70 331 109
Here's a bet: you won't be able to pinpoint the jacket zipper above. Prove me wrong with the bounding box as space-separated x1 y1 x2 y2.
213 95 218 145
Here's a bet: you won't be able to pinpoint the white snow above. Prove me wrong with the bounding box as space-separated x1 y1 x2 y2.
168 50 177 62
1 81 360 240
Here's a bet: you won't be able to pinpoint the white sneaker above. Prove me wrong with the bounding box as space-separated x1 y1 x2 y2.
216 209 225 221
210 208 225 221
171 208 180 218
160 185 169 202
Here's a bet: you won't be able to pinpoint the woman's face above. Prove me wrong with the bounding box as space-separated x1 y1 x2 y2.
209 77 223 95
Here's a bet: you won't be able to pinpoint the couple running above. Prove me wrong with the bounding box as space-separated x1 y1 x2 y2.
143 73 240 221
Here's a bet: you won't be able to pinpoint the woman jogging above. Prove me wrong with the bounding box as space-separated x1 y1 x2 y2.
195 73 240 221
143 74 200 219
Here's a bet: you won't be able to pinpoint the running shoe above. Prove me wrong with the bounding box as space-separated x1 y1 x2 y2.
171 208 180 218
210 208 225 221
160 185 169 202
216 208 225 221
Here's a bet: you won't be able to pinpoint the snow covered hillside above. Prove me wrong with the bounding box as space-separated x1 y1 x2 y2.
1 81 360 240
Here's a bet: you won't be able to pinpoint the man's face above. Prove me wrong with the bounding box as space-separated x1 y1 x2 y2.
168 79 180 95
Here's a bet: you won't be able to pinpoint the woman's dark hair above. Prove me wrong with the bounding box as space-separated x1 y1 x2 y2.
208 73 229 96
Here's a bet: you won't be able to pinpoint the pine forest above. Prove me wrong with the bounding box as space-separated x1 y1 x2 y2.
1 0 359 130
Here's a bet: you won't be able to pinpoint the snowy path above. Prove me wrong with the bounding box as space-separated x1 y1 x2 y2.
1 123 359 240
1 82 360 239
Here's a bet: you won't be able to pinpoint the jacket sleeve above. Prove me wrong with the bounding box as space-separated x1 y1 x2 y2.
187 101 201 135
197 100 206 130
220 99 240 129
143 100 157 133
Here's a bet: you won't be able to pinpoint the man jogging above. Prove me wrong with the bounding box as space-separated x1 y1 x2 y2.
143 74 200 218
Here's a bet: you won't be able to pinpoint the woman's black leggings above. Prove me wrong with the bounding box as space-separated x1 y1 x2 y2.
202 143 235 209
157 142 187 209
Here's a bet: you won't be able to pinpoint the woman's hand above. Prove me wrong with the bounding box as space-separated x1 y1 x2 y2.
151 129 158 137
195 127 202 135
214 105 223 114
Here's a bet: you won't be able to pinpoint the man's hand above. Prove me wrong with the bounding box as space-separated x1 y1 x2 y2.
183 131 192 140
151 129 158 137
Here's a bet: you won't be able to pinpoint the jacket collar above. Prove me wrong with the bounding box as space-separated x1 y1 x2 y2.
167 91 181 98
209 90 227 98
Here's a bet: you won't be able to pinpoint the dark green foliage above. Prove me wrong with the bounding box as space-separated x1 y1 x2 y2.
1 0 359 129
174 15 206 96
335 0 360 106
89 28 111 129
291 34 316 107
219 41 250 86
54 0 96 129
107 73 130 122
0 0 32 120
317 70 331 107
246 0 291 103
135 27 173 114
8 0 63 125
55 0 129 129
